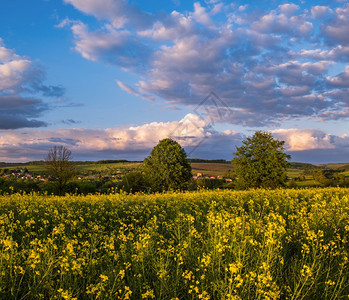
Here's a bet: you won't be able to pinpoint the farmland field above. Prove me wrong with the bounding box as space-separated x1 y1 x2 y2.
0 188 348 299
191 162 232 177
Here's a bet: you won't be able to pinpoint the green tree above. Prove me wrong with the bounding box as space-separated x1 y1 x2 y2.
118 171 147 193
45 145 75 195
143 138 192 192
232 131 290 189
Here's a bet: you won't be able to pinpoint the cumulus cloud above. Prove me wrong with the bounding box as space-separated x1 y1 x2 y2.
193 2 214 26
137 11 195 41
311 5 333 19
323 4 349 45
64 21 151 73
0 113 242 161
63 0 153 29
251 4 312 37
0 59 32 91
0 39 65 129
289 45 349 61
272 128 349 163
60 1 349 126
0 115 348 163
272 128 335 151
327 66 349 87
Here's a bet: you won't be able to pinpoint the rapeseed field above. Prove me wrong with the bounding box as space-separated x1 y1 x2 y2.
0 188 348 299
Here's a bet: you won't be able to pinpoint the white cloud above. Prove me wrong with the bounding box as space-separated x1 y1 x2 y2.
0 39 32 92
0 38 20 63
193 2 214 26
59 1 349 126
311 5 333 19
211 3 224 15
272 128 335 151
289 45 349 61
1 119 348 162
238 5 248 12
327 66 349 87
0 59 32 91
63 0 128 28
138 11 194 41
0 113 238 161
323 4 349 45
64 0 152 29
0 39 64 129
116 80 140 97
278 3 299 16
251 5 312 37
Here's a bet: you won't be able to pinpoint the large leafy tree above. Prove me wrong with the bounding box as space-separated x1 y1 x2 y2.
232 131 290 189
45 145 75 195
143 138 192 192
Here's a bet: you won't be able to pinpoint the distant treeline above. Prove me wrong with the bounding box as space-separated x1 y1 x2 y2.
288 162 319 169
96 160 131 164
0 160 139 168
188 159 229 163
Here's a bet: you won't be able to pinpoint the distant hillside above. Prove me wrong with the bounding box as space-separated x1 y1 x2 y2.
318 163 349 170
288 162 319 169
337 164 349 171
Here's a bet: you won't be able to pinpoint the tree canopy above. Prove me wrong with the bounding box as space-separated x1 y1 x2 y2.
143 138 192 192
232 131 290 189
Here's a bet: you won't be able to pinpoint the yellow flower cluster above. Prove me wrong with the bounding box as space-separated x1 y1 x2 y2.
0 188 347 298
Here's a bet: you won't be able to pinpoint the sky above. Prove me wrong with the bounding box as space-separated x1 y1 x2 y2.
0 0 348 163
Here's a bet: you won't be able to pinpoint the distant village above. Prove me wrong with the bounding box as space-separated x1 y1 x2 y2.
193 172 233 182
0 168 233 182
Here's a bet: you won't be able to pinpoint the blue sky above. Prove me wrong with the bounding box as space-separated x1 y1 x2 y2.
0 0 348 163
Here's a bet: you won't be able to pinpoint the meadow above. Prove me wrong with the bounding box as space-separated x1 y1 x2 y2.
0 188 348 299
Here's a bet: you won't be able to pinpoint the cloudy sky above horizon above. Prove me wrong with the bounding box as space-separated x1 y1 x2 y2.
0 0 348 163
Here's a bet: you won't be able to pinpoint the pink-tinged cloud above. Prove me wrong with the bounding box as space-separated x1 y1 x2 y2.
60 1 349 126
0 39 64 129
311 5 333 19
0 113 244 161
327 66 349 87
323 4 349 45
272 128 336 151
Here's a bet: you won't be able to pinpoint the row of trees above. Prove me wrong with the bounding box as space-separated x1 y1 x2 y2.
45 131 292 194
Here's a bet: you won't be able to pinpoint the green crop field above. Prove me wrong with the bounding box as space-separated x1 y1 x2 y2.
0 188 348 299
74 162 142 174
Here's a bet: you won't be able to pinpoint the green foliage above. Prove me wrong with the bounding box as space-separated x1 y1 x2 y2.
118 171 147 193
96 160 129 164
0 178 40 194
196 178 224 189
288 179 297 188
188 158 228 163
143 138 192 192
312 170 334 186
232 131 290 189
312 169 349 187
